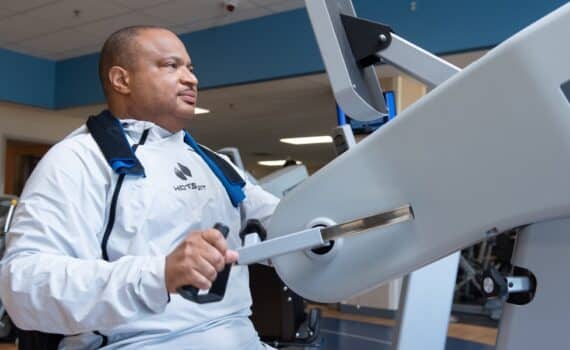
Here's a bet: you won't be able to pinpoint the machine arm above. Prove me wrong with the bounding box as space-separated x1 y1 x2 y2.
258 1 570 302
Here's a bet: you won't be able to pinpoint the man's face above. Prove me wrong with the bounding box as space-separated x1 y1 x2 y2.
127 29 199 131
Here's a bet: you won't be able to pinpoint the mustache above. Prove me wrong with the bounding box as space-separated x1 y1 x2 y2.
178 88 197 95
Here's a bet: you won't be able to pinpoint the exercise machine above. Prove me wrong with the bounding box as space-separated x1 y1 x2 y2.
236 1 570 349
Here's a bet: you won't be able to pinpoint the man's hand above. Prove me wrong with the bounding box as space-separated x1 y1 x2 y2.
165 228 239 293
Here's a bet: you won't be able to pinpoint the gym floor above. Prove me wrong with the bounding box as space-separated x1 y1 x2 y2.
0 307 497 350
304 307 496 349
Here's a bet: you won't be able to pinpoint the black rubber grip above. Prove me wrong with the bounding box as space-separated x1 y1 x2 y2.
238 219 267 245
177 223 232 303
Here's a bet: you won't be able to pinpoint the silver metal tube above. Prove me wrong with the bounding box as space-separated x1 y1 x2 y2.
377 34 460 89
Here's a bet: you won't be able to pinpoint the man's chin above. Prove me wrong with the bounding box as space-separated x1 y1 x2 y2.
176 105 196 118
170 99 195 120
174 114 195 126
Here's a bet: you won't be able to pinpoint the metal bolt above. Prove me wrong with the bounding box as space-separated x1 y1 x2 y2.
287 296 292 302
283 286 288 292
483 277 494 294
378 34 388 42
486 227 498 236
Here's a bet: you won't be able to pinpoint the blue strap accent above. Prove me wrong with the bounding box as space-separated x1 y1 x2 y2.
110 159 137 172
184 131 245 207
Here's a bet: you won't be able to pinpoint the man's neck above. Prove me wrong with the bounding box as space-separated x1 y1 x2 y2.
110 108 187 133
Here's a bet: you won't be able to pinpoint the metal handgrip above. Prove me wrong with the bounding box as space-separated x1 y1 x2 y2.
177 223 232 303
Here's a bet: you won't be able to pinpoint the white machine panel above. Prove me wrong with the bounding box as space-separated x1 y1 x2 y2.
259 165 308 198
269 4 570 302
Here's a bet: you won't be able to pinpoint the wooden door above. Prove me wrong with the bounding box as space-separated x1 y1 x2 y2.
4 140 52 195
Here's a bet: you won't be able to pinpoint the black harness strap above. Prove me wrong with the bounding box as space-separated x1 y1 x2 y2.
199 145 244 185
100 129 149 261
86 110 145 176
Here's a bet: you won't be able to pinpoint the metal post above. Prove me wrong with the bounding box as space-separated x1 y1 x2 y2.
392 252 461 350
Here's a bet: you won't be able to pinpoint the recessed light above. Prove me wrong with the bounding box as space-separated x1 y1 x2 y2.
258 160 302 167
280 136 333 145
195 107 210 115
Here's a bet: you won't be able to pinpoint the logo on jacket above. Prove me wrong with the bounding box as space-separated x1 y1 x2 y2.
173 162 206 192
174 162 192 180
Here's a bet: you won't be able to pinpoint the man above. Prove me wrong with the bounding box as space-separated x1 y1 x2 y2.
0 26 279 349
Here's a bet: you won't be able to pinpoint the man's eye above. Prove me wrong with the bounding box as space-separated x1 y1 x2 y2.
166 62 178 68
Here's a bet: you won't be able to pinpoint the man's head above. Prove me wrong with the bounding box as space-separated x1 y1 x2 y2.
99 26 199 132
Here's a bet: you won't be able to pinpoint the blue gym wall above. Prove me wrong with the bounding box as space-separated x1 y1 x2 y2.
1 0 568 109
0 48 55 109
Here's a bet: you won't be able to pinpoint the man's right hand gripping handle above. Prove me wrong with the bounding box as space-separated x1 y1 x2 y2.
165 223 238 303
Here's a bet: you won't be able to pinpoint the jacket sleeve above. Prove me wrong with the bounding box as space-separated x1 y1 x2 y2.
0 140 169 334
242 179 280 227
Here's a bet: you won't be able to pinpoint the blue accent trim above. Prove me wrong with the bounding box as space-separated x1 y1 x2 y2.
184 131 245 207
336 104 347 126
0 48 55 108
110 159 136 172
0 0 567 109
384 91 397 120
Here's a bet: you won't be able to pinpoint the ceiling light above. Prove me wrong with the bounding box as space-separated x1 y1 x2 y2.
258 160 302 167
280 136 333 145
194 107 210 115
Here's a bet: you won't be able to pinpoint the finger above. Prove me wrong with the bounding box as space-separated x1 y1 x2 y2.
187 269 212 290
193 257 218 282
199 242 226 271
225 250 239 264
201 229 228 254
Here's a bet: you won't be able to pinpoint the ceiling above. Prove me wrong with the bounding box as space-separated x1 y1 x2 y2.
0 0 488 179
0 0 304 60
59 50 487 178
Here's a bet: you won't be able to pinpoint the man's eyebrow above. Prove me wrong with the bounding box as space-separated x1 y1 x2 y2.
162 56 188 64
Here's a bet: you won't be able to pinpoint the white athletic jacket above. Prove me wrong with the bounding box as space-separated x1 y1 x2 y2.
0 119 279 349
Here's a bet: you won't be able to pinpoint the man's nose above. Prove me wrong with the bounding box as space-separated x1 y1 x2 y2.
181 68 198 86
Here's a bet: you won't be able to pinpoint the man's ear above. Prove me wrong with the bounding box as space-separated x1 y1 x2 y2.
108 66 130 95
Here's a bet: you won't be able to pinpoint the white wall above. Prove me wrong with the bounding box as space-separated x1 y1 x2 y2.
0 101 104 193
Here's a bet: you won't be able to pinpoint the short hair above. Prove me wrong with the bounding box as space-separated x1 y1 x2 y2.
98 25 166 98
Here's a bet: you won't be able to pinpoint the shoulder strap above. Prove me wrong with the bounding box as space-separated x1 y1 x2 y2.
86 110 145 176
100 129 149 262
199 145 247 228
199 145 245 186
183 131 246 208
